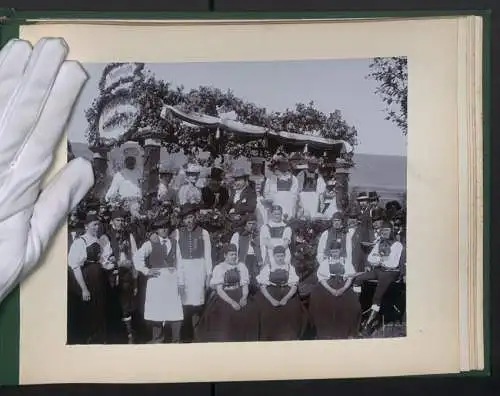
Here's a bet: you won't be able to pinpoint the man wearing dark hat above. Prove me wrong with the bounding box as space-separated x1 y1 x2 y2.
353 221 404 336
100 208 138 343
229 213 263 294
171 203 212 342
133 217 184 343
224 167 257 228
201 167 229 210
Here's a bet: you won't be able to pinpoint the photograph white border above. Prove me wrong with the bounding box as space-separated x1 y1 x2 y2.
19 17 460 384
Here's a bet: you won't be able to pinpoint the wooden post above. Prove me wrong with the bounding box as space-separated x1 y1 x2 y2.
89 146 110 202
142 138 161 210
334 158 350 212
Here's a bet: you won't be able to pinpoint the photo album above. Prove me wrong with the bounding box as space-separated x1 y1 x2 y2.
0 12 487 384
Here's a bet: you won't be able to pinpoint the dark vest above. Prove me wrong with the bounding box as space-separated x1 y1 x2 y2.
324 228 347 257
178 227 205 259
276 177 293 191
302 172 318 192
108 228 132 263
237 232 262 263
269 267 289 286
223 267 241 287
147 239 177 269
80 237 101 267
267 224 286 239
329 260 345 276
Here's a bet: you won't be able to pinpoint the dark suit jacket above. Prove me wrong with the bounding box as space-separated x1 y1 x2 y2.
224 184 257 215
201 186 230 210
347 227 365 273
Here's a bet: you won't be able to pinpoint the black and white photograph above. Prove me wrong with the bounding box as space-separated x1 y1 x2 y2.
66 57 408 345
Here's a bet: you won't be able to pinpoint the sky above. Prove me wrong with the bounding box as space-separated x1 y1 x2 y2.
67 58 407 157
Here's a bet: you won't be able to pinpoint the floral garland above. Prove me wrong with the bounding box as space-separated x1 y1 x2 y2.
84 63 358 165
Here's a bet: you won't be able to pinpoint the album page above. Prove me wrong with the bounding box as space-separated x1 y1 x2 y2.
18 17 463 384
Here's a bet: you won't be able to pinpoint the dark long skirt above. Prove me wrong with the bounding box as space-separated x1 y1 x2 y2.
308 277 361 340
255 285 307 341
195 288 258 342
68 263 107 344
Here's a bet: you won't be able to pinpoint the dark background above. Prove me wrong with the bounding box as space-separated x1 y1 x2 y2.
0 0 497 395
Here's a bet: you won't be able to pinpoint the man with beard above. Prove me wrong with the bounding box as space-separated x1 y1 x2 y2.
101 209 139 343
201 167 229 210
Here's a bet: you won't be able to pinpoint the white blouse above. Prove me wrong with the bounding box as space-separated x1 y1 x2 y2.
367 240 403 269
316 230 356 276
67 235 103 270
209 262 250 288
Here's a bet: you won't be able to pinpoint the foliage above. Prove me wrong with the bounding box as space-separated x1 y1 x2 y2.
367 57 408 135
85 63 359 164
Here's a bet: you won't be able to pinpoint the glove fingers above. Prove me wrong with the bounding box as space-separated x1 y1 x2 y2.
0 38 67 172
23 157 94 279
0 39 32 112
15 60 87 171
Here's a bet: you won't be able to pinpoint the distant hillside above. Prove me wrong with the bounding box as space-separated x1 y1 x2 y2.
69 141 406 193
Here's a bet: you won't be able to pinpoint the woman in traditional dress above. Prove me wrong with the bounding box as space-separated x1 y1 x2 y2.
263 156 299 220
133 218 184 343
67 213 107 344
171 203 213 342
259 205 292 267
255 245 306 341
195 244 258 342
309 237 361 340
230 214 262 295
298 158 325 218
178 163 203 206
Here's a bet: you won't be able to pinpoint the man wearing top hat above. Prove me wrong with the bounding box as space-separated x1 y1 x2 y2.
178 162 203 206
100 208 139 343
201 167 229 211
171 203 212 342
224 167 257 228
157 161 179 205
263 155 300 220
134 217 185 343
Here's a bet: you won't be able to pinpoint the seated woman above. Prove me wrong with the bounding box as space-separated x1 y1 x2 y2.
195 244 258 342
255 245 306 341
308 240 361 340
353 221 404 336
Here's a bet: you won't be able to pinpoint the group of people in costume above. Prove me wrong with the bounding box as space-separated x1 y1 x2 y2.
67 151 406 345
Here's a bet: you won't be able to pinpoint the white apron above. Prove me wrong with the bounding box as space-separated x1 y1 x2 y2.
181 258 207 306
144 268 184 322
299 191 320 217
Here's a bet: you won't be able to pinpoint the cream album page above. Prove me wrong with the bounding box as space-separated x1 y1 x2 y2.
18 17 461 384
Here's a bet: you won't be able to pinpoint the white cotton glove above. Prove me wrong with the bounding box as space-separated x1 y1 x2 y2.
0 38 94 305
